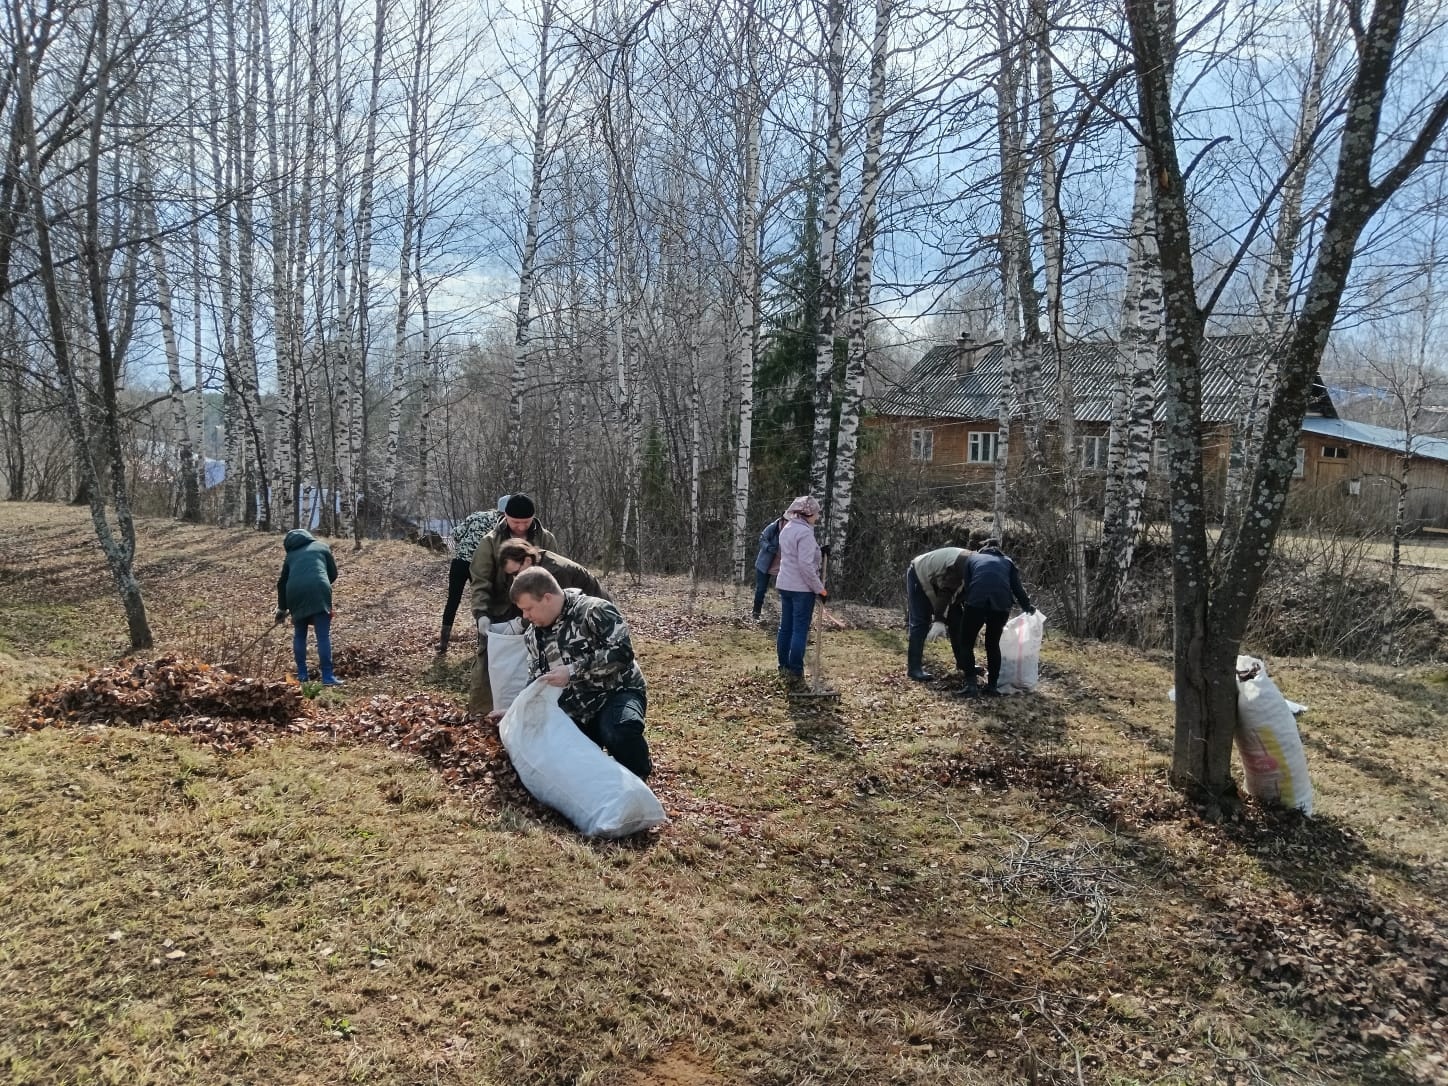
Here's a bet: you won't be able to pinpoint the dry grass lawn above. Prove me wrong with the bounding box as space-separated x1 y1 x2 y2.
1 503 1446 1086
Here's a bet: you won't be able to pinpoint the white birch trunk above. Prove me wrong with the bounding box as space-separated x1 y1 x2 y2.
142 197 202 522
348 0 389 543
808 0 847 504
383 0 429 524
260 0 298 528
1222 0 1337 538
729 14 763 586
993 5 1026 528
1033 0 1087 623
507 0 556 479
829 0 891 570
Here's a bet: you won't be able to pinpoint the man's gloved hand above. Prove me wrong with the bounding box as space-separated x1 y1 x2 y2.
542 664 571 688
477 615 491 637
927 620 948 641
1025 605 1037 615
274 609 287 625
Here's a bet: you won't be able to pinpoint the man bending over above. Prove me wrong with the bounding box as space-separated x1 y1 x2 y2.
509 567 653 781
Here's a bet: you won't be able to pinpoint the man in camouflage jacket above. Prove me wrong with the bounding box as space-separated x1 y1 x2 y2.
509 567 652 781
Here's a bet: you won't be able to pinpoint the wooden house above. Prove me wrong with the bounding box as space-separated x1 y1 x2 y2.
864 333 1448 529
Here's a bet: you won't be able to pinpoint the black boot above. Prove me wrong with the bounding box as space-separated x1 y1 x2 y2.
907 629 933 682
436 622 452 656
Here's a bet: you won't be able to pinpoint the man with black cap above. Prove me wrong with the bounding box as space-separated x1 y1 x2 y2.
950 538 1034 698
468 493 558 715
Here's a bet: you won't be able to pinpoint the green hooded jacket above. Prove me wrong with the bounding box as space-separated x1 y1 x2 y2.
276 529 338 621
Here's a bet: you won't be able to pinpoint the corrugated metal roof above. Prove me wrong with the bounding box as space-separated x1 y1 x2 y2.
1302 417 1448 463
873 334 1336 424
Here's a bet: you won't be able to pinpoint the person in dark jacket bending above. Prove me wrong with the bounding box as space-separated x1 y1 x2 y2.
496 538 610 602
274 529 341 685
951 539 1034 698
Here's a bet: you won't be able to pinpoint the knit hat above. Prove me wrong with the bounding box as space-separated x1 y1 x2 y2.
785 495 821 519
503 493 536 519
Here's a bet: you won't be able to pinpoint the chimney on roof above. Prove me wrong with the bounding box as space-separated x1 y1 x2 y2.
955 331 989 376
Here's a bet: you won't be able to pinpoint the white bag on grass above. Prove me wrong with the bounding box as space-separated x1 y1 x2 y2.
487 618 531 713
1234 655 1313 815
997 610 1046 693
498 678 668 838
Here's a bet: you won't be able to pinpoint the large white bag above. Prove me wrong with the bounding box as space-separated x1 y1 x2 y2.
997 610 1046 693
498 678 668 838
487 619 531 713
1234 655 1313 814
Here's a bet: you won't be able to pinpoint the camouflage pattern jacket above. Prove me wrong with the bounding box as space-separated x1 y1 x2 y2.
524 589 646 724
451 510 502 563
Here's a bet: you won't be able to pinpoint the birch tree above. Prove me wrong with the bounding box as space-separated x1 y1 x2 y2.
808 0 847 503
1222 0 1341 535
729 0 764 584
827 0 891 570
1125 0 1448 804
13 0 153 648
992 1 1028 526
1090 0 1174 629
1033 0 1088 626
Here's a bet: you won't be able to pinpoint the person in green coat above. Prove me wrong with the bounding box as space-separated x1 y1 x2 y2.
274 529 342 685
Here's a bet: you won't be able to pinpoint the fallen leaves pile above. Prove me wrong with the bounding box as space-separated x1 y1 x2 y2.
318 692 546 819
1219 886 1448 1052
20 655 309 751
330 643 393 679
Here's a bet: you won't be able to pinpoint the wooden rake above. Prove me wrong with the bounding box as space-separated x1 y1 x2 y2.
789 554 840 702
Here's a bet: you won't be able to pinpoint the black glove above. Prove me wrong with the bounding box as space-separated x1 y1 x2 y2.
274 608 287 625
1025 605 1036 615
819 544 832 558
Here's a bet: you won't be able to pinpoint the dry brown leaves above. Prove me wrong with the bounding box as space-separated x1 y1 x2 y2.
315 693 547 819
1217 885 1448 1054
19 654 309 752
930 741 1448 1069
329 643 392 679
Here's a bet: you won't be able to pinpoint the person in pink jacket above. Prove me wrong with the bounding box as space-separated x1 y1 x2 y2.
774 495 827 679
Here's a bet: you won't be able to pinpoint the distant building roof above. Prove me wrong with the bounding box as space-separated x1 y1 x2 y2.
872 333 1337 424
1301 417 1448 463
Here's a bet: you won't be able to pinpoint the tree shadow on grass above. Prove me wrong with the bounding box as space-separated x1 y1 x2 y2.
1301 731 1448 828
785 694 858 756
928 740 1448 1082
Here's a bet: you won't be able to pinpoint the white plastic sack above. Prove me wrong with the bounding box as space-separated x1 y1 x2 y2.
997 610 1046 693
487 618 531 713
498 678 668 838
1234 655 1313 814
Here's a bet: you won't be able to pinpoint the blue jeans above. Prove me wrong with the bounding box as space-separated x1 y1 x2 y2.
776 590 816 676
753 568 773 617
293 611 334 682
577 688 652 780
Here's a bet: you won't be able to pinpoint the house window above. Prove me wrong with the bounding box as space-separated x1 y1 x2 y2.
1293 447 1305 479
1080 434 1109 471
968 431 998 463
1322 445 1349 460
909 428 934 462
